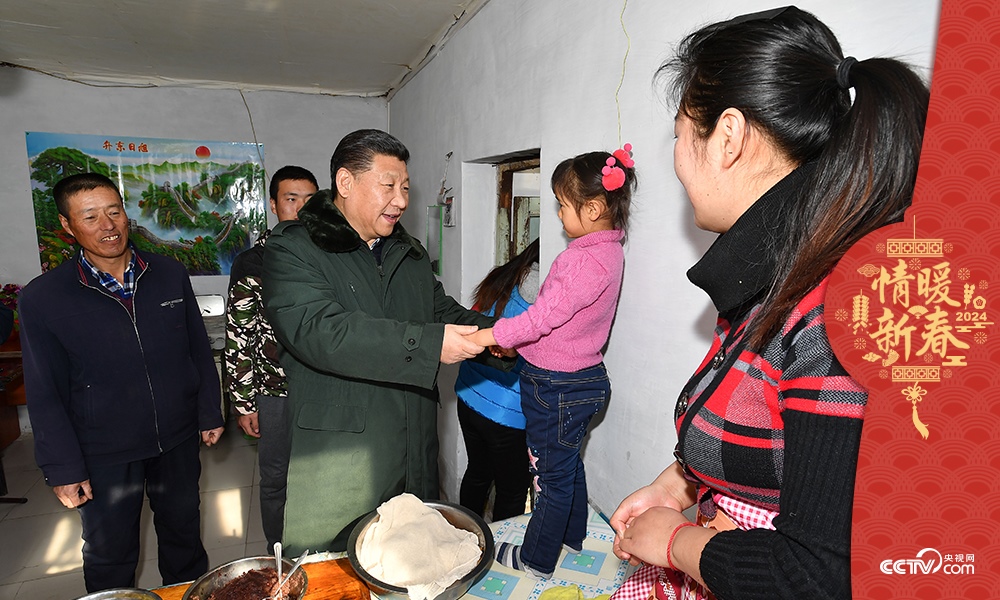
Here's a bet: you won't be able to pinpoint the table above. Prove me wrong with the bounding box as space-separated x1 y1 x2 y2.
153 507 634 600
478 508 634 600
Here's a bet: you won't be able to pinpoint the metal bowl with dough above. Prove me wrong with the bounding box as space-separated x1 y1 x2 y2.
346 500 495 600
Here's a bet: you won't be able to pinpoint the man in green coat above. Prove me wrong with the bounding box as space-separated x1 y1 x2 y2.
262 129 496 553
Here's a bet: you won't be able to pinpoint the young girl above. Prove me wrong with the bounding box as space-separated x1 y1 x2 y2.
455 239 539 522
469 147 636 578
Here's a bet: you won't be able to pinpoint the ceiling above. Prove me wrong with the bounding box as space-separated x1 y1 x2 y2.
0 0 490 97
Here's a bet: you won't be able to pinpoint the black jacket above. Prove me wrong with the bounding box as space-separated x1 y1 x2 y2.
19 249 223 486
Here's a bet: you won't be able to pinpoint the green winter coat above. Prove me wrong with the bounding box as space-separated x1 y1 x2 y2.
261 190 495 553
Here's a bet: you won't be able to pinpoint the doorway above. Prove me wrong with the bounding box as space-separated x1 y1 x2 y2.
495 157 540 266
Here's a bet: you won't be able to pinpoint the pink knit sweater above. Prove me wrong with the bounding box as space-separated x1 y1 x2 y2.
492 229 624 372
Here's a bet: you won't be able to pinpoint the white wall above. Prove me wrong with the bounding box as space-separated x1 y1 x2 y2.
0 0 942 516
390 0 941 515
1 67 387 430
0 67 387 297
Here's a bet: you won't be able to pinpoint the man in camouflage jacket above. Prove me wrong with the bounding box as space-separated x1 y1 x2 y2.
224 166 317 549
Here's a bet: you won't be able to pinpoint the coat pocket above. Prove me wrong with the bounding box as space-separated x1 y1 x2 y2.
296 401 367 433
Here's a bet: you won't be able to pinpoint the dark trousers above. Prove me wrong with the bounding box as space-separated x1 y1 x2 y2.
256 394 291 549
457 399 530 521
78 434 208 592
518 361 609 575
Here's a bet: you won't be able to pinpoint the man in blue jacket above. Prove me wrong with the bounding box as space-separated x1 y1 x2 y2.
19 173 225 592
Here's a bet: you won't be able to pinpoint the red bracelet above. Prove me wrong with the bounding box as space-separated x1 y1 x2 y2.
666 522 697 571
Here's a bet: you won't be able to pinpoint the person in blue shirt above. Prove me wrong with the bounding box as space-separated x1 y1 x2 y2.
456 239 539 521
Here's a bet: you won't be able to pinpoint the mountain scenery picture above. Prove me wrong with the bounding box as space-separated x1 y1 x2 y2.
26 132 267 275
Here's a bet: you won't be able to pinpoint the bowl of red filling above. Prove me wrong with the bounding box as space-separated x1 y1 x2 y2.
181 556 308 600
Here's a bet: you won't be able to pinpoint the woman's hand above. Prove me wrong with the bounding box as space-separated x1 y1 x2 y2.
611 484 681 563
611 461 696 562
616 506 691 567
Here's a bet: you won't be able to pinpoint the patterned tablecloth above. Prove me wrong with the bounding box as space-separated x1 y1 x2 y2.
466 508 637 600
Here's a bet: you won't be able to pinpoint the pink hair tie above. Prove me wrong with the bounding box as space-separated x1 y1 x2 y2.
602 143 634 191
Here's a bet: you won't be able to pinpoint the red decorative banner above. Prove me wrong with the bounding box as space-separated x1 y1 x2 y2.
826 0 1000 597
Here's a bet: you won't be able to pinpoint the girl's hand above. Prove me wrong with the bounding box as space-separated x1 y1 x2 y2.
489 345 517 358
464 327 497 349
616 506 691 567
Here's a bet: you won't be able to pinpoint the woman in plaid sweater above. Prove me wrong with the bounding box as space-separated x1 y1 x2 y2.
610 7 929 600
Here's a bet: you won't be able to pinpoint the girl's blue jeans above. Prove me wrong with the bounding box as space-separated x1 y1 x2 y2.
518 360 609 575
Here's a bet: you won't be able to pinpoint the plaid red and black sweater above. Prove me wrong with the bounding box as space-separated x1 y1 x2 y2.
677 165 866 600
